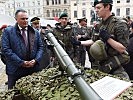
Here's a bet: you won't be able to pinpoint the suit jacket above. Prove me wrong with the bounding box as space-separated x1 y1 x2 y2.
1 24 44 76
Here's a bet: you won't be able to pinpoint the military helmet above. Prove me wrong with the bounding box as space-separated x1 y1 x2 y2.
89 40 107 61
93 0 113 7
59 12 68 19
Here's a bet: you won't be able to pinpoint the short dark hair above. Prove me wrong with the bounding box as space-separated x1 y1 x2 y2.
15 9 27 18
103 3 112 11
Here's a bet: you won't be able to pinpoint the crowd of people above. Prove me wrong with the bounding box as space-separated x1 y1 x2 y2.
1 0 133 90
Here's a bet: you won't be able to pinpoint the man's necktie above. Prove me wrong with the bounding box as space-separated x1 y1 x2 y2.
21 28 27 46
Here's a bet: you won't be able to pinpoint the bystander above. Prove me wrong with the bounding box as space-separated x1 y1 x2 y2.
1 9 43 89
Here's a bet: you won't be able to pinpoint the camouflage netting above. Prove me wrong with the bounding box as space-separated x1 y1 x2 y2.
0 66 133 100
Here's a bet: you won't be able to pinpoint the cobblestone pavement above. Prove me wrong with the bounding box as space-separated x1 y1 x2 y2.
0 59 7 92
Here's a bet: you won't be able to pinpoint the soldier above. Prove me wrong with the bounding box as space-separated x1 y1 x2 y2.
73 17 92 67
30 17 40 30
52 12 77 67
71 0 130 79
124 22 133 80
30 17 51 70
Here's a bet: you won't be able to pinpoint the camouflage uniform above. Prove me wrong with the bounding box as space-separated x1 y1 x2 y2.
73 25 91 66
53 22 76 62
124 23 133 80
73 17 92 67
91 15 130 78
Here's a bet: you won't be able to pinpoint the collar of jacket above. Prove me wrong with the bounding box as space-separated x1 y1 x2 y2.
55 22 72 30
102 15 114 25
15 23 35 34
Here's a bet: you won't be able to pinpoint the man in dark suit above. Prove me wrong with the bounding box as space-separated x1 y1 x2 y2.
1 9 43 89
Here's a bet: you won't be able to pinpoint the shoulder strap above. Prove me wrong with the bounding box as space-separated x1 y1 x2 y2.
108 16 117 34
100 16 120 35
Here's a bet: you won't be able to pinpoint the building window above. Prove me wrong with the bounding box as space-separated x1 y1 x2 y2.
55 9 58 16
23 2 25 7
74 3 77 6
8 4 10 8
117 0 120 3
33 9 35 14
90 2 93 6
46 10 50 17
12 4 14 8
37 1 40 5
64 9 67 13
38 8 40 14
64 0 67 4
82 3 86 5
126 8 130 16
17 3 21 7
28 9 30 15
9 12 11 16
27 1 30 6
46 0 49 5
55 0 57 4
82 9 86 17
116 8 120 16
52 0 54 5
52 10 55 17
126 0 130 3
58 0 61 4
74 11 77 18
58 9 61 17
32 1 35 6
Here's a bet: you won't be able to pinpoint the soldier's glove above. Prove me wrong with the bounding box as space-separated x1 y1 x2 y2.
71 37 81 46
99 29 111 42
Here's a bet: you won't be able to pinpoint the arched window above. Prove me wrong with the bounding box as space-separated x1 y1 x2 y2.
58 9 61 17
52 10 55 17
46 10 50 17
55 0 57 4
64 0 67 4
64 9 67 13
46 0 49 5
52 0 54 5
58 0 61 4
55 9 58 17
82 9 86 17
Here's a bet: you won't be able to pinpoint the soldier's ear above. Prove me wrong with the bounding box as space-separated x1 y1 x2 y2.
105 4 110 10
